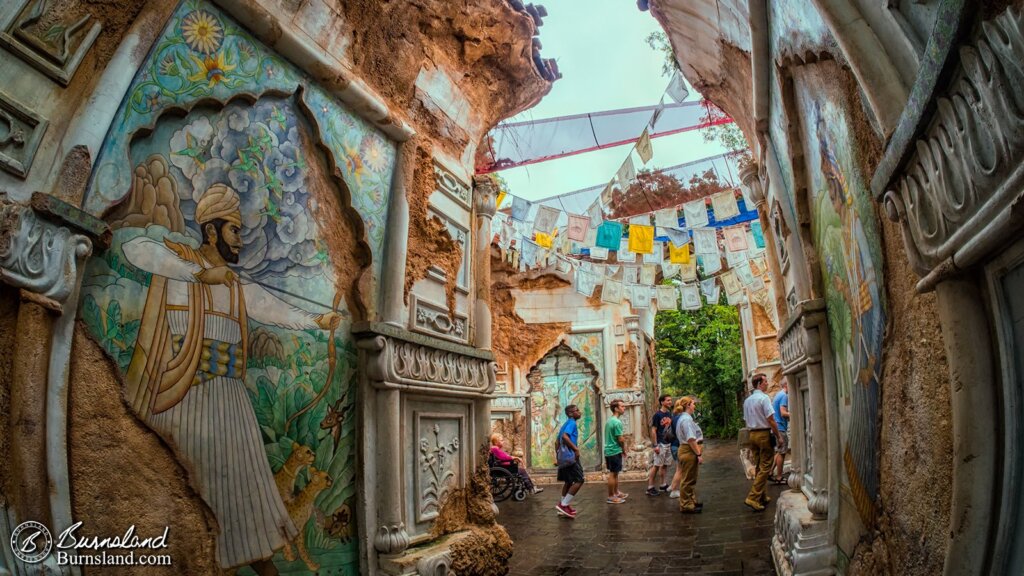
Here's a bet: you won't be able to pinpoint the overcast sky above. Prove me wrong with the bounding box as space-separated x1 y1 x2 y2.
497 0 728 202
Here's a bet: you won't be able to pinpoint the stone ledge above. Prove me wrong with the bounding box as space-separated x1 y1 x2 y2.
378 530 470 576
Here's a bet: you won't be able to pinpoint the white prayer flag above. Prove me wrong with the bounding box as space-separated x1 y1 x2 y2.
629 284 651 309
534 205 561 233
711 191 740 220
606 265 620 277
618 238 636 263
656 285 678 309
556 256 572 274
636 129 654 164
700 278 718 298
589 246 609 260
640 264 656 286
747 276 766 293
735 261 756 286
660 227 690 247
643 243 663 264
511 196 532 222
617 156 637 186
683 199 709 228
654 208 678 229
721 270 742 294
602 279 624 304
661 262 681 278
700 254 723 275
692 228 718 255
623 265 639 284
576 270 599 297
584 226 598 247
580 261 594 272
705 285 721 305
680 284 702 310
629 213 651 226
521 238 540 268
588 201 605 228
726 248 748 268
666 70 690 103
726 287 745 305
680 261 697 281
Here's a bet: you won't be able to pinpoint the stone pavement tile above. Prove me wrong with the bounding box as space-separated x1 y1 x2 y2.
501 438 782 575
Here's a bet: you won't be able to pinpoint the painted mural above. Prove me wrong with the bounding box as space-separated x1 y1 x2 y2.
528 344 600 470
78 2 395 573
797 81 886 528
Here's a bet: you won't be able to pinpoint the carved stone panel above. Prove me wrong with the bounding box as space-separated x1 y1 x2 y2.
411 295 469 343
403 398 470 540
434 161 471 210
0 91 47 178
0 0 102 85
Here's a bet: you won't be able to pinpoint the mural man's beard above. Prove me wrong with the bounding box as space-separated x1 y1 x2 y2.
217 233 240 264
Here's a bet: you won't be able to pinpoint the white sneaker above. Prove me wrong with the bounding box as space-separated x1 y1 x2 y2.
669 490 680 498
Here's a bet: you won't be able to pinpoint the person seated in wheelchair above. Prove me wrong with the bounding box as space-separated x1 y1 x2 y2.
489 433 543 495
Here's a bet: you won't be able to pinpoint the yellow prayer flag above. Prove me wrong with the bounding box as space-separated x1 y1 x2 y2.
496 190 507 210
628 224 654 254
535 232 553 249
669 242 690 264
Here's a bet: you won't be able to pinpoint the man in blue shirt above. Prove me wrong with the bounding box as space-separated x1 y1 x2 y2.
772 379 790 483
555 404 585 518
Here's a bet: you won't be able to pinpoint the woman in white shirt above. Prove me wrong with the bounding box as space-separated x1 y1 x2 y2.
675 396 704 513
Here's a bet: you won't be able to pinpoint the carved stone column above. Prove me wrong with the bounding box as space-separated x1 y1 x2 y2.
773 299 837 576
381 141 416 326
1 193 102 576
471 176 498 464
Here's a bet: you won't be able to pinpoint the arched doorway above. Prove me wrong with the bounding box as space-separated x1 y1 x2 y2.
526 343 601 471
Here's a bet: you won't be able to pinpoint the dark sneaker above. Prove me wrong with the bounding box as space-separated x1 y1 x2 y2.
660 485 670 492
645 487 660 497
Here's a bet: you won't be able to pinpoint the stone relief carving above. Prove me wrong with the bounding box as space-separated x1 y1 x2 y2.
0 196 91 303
885 6 1024 276
434 161 471 209
356 324 497 395
413 297 468 342
602 389 644 407
374 523 410 555
491 395 526 411
0 91 48 178
418 419 461 522
416 550 453 576
0 0 102 85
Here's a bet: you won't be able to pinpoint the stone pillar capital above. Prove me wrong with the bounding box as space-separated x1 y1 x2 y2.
738 162 765 207
472 175 499 219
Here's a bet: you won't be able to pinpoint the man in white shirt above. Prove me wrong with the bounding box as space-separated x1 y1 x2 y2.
742 373 783 511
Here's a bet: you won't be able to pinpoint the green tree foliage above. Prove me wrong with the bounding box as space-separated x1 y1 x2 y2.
655 301 744 438
645 31 680 78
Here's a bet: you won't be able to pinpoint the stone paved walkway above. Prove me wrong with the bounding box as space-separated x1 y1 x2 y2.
499 439 781 575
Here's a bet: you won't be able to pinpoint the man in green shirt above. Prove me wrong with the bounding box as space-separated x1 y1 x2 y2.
604 399 628 504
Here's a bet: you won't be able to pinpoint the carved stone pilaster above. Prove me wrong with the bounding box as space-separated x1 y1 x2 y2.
739 162 764 206
881 6 1024 290
472 175 499 218
778 299 825 374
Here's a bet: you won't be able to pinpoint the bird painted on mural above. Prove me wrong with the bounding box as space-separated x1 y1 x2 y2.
262 164 284 197
258 195 281 222
173 131 214 169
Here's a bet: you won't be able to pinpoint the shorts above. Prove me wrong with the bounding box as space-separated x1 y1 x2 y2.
557 460 586 484
775 431 790 454
671 445 678 461
651 443 674 467
605 453 623 473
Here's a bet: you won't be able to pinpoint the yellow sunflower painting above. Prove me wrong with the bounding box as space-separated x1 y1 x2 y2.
181 10 224 54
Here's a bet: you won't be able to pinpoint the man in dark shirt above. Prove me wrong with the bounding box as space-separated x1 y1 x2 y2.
646 394 674 496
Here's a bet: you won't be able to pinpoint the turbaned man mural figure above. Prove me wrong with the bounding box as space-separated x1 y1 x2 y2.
121 183 342 569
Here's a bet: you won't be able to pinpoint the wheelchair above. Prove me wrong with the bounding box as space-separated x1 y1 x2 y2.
489 454 530 502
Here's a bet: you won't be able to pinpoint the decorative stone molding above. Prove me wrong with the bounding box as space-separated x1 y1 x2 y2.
778 299 825 374
412 296 469 343
0 195 92 306
624 315 640 332
0 91 48 178
354 321 497 397
491 395 527 411
807 488 829 520
882 7 1024 288
374 522 411 556
772 490 837 576
0 0 102 86
416 550 453 576
434 161 471 209
602 388 644 407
